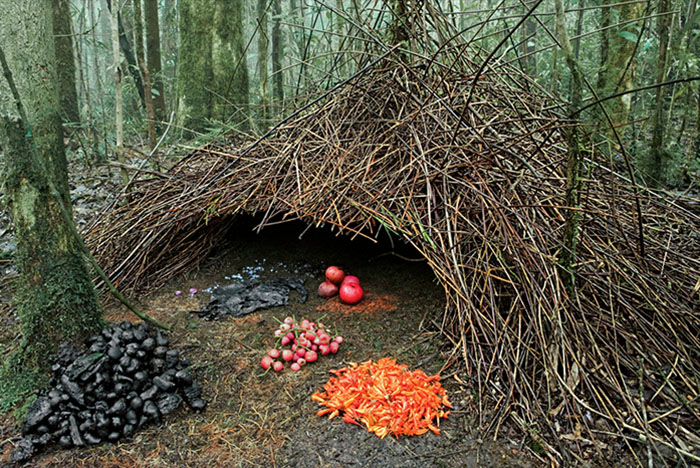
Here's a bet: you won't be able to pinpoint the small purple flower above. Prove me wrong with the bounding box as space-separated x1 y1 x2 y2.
189 288 198 295
175 290 182 296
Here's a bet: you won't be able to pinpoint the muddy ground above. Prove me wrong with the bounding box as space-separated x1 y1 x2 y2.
0 214 548 468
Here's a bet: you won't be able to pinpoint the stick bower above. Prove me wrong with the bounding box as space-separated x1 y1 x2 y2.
86 61 700 463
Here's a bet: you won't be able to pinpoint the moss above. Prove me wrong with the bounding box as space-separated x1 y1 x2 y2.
212 0 249 127
0 351 45 414
0 117 103 414
176 0 214 133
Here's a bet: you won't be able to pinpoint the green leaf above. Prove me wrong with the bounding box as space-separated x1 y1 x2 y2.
617 31 638 42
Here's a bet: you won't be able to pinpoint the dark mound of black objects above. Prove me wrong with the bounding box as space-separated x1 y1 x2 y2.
11 322 207 464
196 278 307 320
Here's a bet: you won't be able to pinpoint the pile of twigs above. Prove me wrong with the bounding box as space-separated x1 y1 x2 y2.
85 58 700 464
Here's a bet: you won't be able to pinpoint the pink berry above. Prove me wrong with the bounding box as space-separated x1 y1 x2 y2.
268 348 280 359
297 358 307 366
301 319 310 329
274 329 283 337
306 350 318 363
272 361 284 372
261 356 273 370
284 317 293 325
305 332 316 341
280 323 290 332
312 344 318 351
189 288 198 294
330 342 339 353
295 348 306 358
319 345 330 356
334 336 344 344
286 332 295 340
282 349 293 361
281 336 290 346
290 363 301 371
318 334 331 345
175 290 182 296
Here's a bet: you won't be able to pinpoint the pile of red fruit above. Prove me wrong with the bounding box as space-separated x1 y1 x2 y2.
317 266 364 305
260 317 344 372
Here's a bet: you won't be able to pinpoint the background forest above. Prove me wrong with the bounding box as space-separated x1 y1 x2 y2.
39 0 700 186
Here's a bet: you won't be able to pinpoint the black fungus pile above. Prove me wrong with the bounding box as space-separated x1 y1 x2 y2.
197 278 307 320
11 322 206 464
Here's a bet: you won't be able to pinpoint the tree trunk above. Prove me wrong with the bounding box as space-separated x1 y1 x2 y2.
391 0 410 60
133 0 158 151
212 0 249 127
604 1 644 139
257 0 269 127
0 1 101 396
649 0 671 183
52 0 80 126
176 0 214 133
105 0 146 109
555 0 584 289
144 0 166 122
111 0 130 186
272 0 284 109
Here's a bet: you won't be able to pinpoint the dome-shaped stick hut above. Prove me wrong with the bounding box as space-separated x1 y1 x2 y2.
86 60 700 462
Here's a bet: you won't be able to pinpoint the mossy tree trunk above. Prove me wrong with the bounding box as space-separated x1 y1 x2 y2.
555 0 584 290
271 0 284 110
603 1 644 140
649 0 671 183
144 0 166 122
176 0 214 132
257 0 270 127
0 0 102 403
133 0 158 151
212 0 250 127
52 0 80 127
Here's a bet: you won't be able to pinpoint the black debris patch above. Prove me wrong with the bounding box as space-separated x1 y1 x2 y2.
10 322 207 464
195 278 307 320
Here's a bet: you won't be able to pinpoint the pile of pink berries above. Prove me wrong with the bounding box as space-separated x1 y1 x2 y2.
260 316 344 373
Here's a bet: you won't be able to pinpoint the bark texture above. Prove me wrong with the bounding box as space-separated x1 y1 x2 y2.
0 0 102 402
144 0 166 121
52 0 80 125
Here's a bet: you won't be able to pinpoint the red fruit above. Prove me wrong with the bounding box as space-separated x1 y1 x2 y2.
261 356 273 370
281 336 291 346
339 282 364 305
306 350 318 363
342 275 360 286
282 349 294 361
312 344 318 351
286 332 295 340
268 348 280 359
272 361 284 372
290 362 301 371
330 341 339 353
284 317 294 325
325 266 345 285
317 281 339 298
297 358 307 366
334 335 344 344
301 319 311 329
295 348 306 358
319 344 330 356
305 331 316 341
318 333 331 345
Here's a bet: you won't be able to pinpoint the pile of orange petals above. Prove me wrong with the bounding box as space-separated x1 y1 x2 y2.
311 358 451 438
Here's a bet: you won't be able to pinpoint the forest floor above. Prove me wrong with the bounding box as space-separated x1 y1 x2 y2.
0 150 636 468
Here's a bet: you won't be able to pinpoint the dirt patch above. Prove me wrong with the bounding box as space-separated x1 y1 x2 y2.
315 293 398 315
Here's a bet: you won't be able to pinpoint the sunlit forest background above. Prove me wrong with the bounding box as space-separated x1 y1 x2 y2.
61 0 698 187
